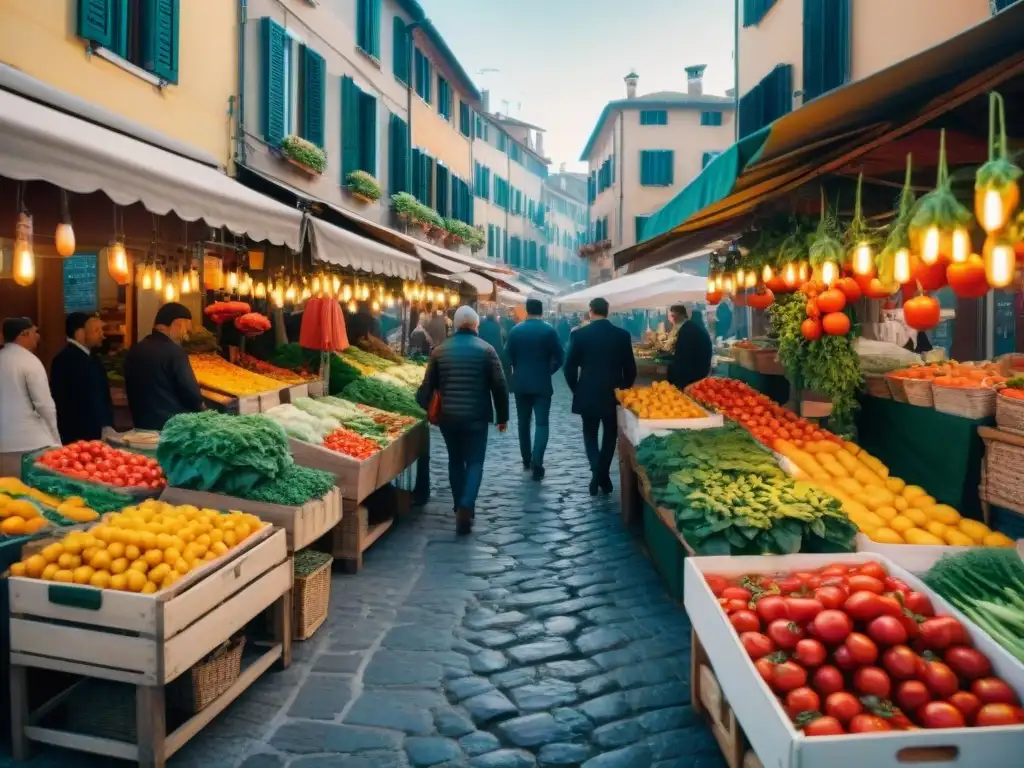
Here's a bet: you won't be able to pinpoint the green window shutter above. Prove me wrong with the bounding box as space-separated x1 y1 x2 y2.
340 76 361 179
356 0 381 58
358 92 377 175
392 16 409 83
435 164 450 217
437 77 450 119
700 111 723 126
77 0 115 48
743 0 777 26
414 49 432 103
140 0 179 84
803 0 850 102
639 110 667 126
459 102 471 137
388 113 409 194
300 46 326 147
487 225 494 258
260 17 287 145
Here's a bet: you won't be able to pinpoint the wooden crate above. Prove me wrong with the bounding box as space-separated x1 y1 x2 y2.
289 438 382 503
324 502 393 574
7 527 293 767
279 383 309 404
692 630 761 768
159 487 342 553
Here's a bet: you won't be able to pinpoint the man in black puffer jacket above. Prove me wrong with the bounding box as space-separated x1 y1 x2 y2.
417 306 510 534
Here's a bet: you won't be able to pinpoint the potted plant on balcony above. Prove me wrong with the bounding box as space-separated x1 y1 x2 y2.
422 208 446 240
391 192 421 223
279 135 327 175
465 227 486 253
346 171 382 204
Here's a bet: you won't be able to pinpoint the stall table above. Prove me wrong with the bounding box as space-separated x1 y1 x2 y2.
724 363 789 405
855 396 991 519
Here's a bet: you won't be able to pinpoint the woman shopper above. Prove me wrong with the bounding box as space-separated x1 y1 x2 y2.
417 306 509 535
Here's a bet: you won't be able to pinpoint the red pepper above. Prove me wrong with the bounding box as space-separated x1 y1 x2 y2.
322 428 380 460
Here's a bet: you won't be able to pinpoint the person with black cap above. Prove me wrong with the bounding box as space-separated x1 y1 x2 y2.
0 317 60 477
123 302 204 430
50 312 115 444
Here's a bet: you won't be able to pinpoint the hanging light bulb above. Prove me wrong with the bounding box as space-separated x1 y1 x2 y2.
744 272 756 289
894 248 913 284
342 284 353 302
951 228 970 264
285 284 296 303
255 282 267 299
706 276 716 293
163 281 177 303
714 274 724 292
347 300 357 314
386 294 396 308
332 275 341 295
783 262 798 288
723 275 735 295
301 287 312 301
984 235 1016 289
272 288 284 308
226 270 238 292
852 243 874 276
798 262 809 282
371 300 381 312
921 226 941 265
54 190 76 257
821 260 839 287
361 285 370 301
12 234 35 287
153 267 164 292
762 264 773 282
311 275 321 294
179 269 192 295
735 268 746 287
403 282 412 298
979 188 1011 234
140 265 153 291
107 239 129 285
449 293 459 306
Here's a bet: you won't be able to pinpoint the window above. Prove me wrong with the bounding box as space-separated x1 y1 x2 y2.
459 102 472 137
437 76 452 120
702 151 721 168
355 0 381 59
700 111 723 126
451 177 472 224
497 132 508 152
540 245 548 272
475 114 489 141
392 16 410 83
77 0 181 83
739 64 793 138
494 176 509 210
509 143 523 164
435 164 450 217
639 110 668 126
495 226 503 261
803 0 850 102
411 148 433 205
639 150 674 186
414 48 431 103
388 112 409 193
474 162 491 200
510 236 522 267
635 216 649 243
340 77 377 177
260 20 324 148
743 0 777 26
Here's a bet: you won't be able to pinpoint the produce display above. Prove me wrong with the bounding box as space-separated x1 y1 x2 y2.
35 441 166 490
7 499 266 593
322 427 381 460
182 326 221 355
296 396 389 441
705 560 1024 734
0 493 51 536
342 377 425 419
1000 376 1024 400
14 471 139 514
354 403 419 437
888 360 1007 389
343 346 397 371
924 549 1024 662
616 381 708 420
636 424 857 555
385 364 428 389
243 464 336 507
263 403 339 444
189 353 284 396
356 335 402 363
236 352 314 385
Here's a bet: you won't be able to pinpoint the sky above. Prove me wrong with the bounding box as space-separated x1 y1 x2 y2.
424 0 736 173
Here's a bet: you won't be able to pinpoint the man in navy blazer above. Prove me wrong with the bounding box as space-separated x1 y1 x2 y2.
564 297 636 495
505 299 564 479
50 312 114 443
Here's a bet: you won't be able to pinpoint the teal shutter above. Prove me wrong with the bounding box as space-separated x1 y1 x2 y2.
635 216 649 243
392 16 409 82
356 0 381 58
487 225 494 258
435 164 450 217
359 92 377 174
301 46 326 147
803 0 850 102
77 0 115 48
261 17 287 145
140 0 179 83
459 102 471 137
388 113 409 193
340 76 361 179
743 0 778 26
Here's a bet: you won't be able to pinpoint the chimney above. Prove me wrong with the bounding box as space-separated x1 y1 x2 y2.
624 71 639 99
535 132 545 156
481 89 490 113
685 64 706 96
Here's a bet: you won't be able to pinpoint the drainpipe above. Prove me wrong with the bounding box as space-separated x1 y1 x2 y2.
506 138 511 265
235 0 248 166
617 112 624 260
733 0 740 141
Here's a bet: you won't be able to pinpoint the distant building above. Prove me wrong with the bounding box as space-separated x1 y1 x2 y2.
542 169 588 283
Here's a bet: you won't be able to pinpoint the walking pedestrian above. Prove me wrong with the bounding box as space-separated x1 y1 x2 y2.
0 317 60 477
478 311 505 356
417 306 509 535
424 304 448 349
50 312 115 444
564 298 636 495
408 315 434 357
505 299 564 480
667 304 712 391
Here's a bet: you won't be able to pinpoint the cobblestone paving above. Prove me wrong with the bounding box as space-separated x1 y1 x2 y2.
2 382 724 768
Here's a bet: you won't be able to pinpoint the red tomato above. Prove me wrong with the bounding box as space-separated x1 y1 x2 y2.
904 592 934 617
849 714 893 733
971 678 1020 706
775 576 803 594
919 617 967 650
882 645 921 680
948 691 983 724
867 616 909 647
729 610 761 634
847 575 885 594
812 665 845 696
740 632 776 660
884 577 911 595
767 619 805 650
794 639 827 668
857 562 888 580
845 633 879 665
944 647 991 681
820 565 850 578
814 585 847 610
719 598 748 614
773 661 808 694
875 594 904 618
896 680 933 712
825 692 863 723
803 715 845 736
843 592 884 622
786 687 821 717
792 571 817 586
786 597 824 623
721 586 753 602
833 644 858 672
813 610 853 644
704 575 728 596
754 657 776 685
755 595 791 623
922 661 960 698
918 701 965 729
975 703 1024 727
854 667 892 698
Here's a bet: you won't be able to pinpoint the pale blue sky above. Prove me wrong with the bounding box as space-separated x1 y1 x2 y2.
424 0 736 172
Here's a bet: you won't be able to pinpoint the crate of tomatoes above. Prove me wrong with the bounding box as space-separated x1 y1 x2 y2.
30 441 166 495
685 553 1023 768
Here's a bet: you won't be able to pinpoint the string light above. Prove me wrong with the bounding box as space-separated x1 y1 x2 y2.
894 248 912 284
153 267 164 292
163 281 177 303
821 260 839 287
951 228 970 264
852 243 874 276
762 265 773 282
921 226 941 265
255 282 267 299
140 265 153 291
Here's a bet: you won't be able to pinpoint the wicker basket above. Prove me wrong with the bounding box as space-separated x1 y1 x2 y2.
884 373 909 403
753 350 785 376
981 438 1024 512
294 550 333 640
168 636 245 714
996 391 1024 436
902 378 935 408
864 374 891 399
932 385 997 419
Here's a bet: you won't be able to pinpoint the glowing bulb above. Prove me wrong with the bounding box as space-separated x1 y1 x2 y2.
744 272 756 289
714 274 724 292
984 239 1016 289
921 226 940 265
163 281 177 302
449 293 459 306
285 284 296 302
141 266 153 291
852 243 874 276
180 271 191 294
980 188 1009 234
227 270 238 291
154 268 164 291
951 228 970 264
239 275 252 296
783 262 797 287
361 285 370 301
762 265 773 282
342 285 353 302
821 260 838 287
272 289 284 308
371 300 380 312
798 262 809 282
54 222 76 257
347 300 357 313
723 275 735 295
894 248 912 284
426 289 434 303
706 277 716 293
736 268 746 286
386 294 396 308
311 276 321 294
12 238 35 287
107 241 129 285
403 282 412 298
301 287 312 301
255 282 267 299
332 275 341 294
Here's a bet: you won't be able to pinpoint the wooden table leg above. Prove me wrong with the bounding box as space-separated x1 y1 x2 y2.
135 684 166 768
273 590 293 670
9 664 31 761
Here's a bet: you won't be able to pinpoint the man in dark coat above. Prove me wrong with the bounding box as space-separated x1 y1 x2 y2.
50 312 115 444
667 304 712 391
564 297 636 495
556 315 571 349
417 306 509 535
346 301 382 343
505 299 564 479
124 302 204 430
478 312 505 356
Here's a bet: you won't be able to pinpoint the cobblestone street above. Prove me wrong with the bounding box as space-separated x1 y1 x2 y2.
3 382 723 768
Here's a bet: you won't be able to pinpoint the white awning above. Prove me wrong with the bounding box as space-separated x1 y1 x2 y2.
498 289 527 305
308 218 421 280
557 268 706 310
0 89 304 250
415 247 494 295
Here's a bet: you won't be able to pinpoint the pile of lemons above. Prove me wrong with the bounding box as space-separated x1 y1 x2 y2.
8 499 265 593
616 381 707 420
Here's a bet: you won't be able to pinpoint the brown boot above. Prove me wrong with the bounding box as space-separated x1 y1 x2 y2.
455 507 473 535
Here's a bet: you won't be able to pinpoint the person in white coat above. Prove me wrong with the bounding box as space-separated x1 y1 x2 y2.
0 317 60 477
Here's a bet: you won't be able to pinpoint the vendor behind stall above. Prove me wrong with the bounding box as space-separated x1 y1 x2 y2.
124 302 204 430
667 304 712 391
50 312 114 444
0 317 60 476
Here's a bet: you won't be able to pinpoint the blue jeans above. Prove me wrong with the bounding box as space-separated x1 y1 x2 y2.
515 393 551 468
439 422 489 513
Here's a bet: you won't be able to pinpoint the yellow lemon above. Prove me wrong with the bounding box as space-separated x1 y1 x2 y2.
61 536 84 555
125 545 141 561
137 531 157 551
904 528 945 546
82 546 99 563
210 541 228 557
110 557 129 575
885 477 906 494
204 550 217 561
903 485 926 501
890 516 916 534
893 497 909 511
903 509 928 527
91 525 113 544
130 559 149 574
57 553 81 570
173 558 191 575
89 550 112 571
869 527 904 544
144 548 163 566
983 532 1016 548
73 565 95 585
126 570 147 593
106 541 125 559
875 506 899 522
223 530 238 548
41 563 60 580
8 562 27 577
958 519 991 542
944 530 974 547
141 581 158 594
148 563 171 584
928 505 961 526
53 569 74 583
911 495 937 510
925 521 948 539
89 570 111 589
41 543 64 563
161 571 180 589
109 573 128 591
209 528 224 544
162 547 181 566
196 533 211 548
155 533 174 550
24 554 47 578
